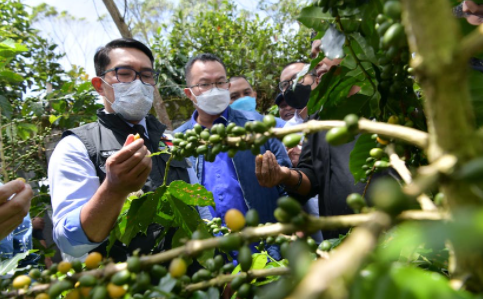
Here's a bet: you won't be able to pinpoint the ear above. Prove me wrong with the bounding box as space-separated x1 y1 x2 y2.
184 88 197 104
92 77 105 95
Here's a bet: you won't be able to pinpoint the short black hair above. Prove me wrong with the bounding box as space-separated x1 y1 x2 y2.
185 53 227 86
94 38 154 76
229 75 251 86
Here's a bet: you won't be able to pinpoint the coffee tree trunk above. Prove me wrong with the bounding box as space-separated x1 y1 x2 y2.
102 0 173 130
403 0 483 291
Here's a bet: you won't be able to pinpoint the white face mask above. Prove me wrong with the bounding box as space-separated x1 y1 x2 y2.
191 88 230 115
102 79 154 121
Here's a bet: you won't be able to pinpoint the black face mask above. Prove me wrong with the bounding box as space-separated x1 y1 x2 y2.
283 83 312 109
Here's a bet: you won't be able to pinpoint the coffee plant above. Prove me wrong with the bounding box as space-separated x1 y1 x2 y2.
4 0 483 298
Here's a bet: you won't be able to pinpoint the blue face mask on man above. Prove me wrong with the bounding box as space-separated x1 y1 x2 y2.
229 96 257 112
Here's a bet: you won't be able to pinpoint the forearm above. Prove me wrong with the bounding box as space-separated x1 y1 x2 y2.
279 167 312 196
80 180 130 242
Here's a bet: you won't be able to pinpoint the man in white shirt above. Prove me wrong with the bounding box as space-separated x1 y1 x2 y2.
49 38 208 260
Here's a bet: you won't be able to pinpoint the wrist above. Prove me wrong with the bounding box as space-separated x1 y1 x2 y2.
100 179 131 200
280 167 292 185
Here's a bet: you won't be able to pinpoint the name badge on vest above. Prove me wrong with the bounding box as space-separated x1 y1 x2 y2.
159 134 174 151
100 150 119 158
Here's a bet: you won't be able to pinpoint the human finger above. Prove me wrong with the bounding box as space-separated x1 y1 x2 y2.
110 139 145 164
0 184 32 238
255 154 263 178
129 154 152 178
0 179 26 205
119 145 150 171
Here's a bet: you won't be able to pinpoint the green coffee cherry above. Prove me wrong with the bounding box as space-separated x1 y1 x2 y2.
263 115 277 128
238 246 252 272
344 114 359 134
325 127 353 146
283 133 302 148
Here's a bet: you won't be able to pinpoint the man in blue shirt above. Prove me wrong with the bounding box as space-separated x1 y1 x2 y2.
229 75 286 128
175 53 291 259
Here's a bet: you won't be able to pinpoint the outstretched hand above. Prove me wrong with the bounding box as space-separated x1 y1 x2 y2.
0 179 33 240
255 151 290 188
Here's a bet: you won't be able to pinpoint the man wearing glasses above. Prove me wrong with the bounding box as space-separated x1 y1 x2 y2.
175 53 291 260
49 38 206 261
275 62 318 127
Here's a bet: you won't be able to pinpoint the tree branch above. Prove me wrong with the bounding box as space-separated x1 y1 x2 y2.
3 210 447 297
460 24 483 61
102 0 132 38
289 212 391 299
223 119 428 149
386 144 437 211
184 267 290 292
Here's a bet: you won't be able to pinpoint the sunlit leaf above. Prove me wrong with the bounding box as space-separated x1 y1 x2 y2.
168 180 215 207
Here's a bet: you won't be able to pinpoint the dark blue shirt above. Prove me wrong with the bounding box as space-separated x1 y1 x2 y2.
190 109 248 223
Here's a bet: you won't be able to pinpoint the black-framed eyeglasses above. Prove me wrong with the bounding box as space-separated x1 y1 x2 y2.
101 66 160 86
278 73 317 92
189 81 230 94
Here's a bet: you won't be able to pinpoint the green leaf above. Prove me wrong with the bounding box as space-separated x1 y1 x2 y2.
297 6 333 32
318 94 371 121
168 194 203 236
320 25 346 60
195 223 215 268
351 263 475 299
77 81 92 93
49 115 61 125
0 70 23 82
16 123 38 140
349 32 378 64
251 253 268 270
172 227 188 248
0 95 12 120
167 180 215 207
308 66 340 115
0 251 30 275
158 275 177 293
119 189 164 245
349 134 374 182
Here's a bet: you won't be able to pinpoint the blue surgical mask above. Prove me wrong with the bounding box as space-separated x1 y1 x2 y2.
230 96 257 112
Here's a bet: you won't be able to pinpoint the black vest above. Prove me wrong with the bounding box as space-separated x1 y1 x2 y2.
63 109 190 261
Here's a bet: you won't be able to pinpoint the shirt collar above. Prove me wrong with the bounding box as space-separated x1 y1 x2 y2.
103 108 148 135
191 108 229 128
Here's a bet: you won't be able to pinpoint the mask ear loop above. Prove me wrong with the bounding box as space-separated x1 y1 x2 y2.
99 78 115 105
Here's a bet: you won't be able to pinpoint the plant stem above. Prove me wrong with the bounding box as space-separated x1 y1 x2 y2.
184 267 290 292
403 0 483 291
290 212 391 299
0 107 8 183
1 210 446 297
386 144 437 211
162 154 174 186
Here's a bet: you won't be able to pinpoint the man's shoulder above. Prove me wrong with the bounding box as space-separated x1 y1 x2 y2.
229 108 263 123
66 122 99 136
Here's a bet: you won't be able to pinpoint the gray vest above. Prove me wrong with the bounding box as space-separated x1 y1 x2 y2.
63 110 190 261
